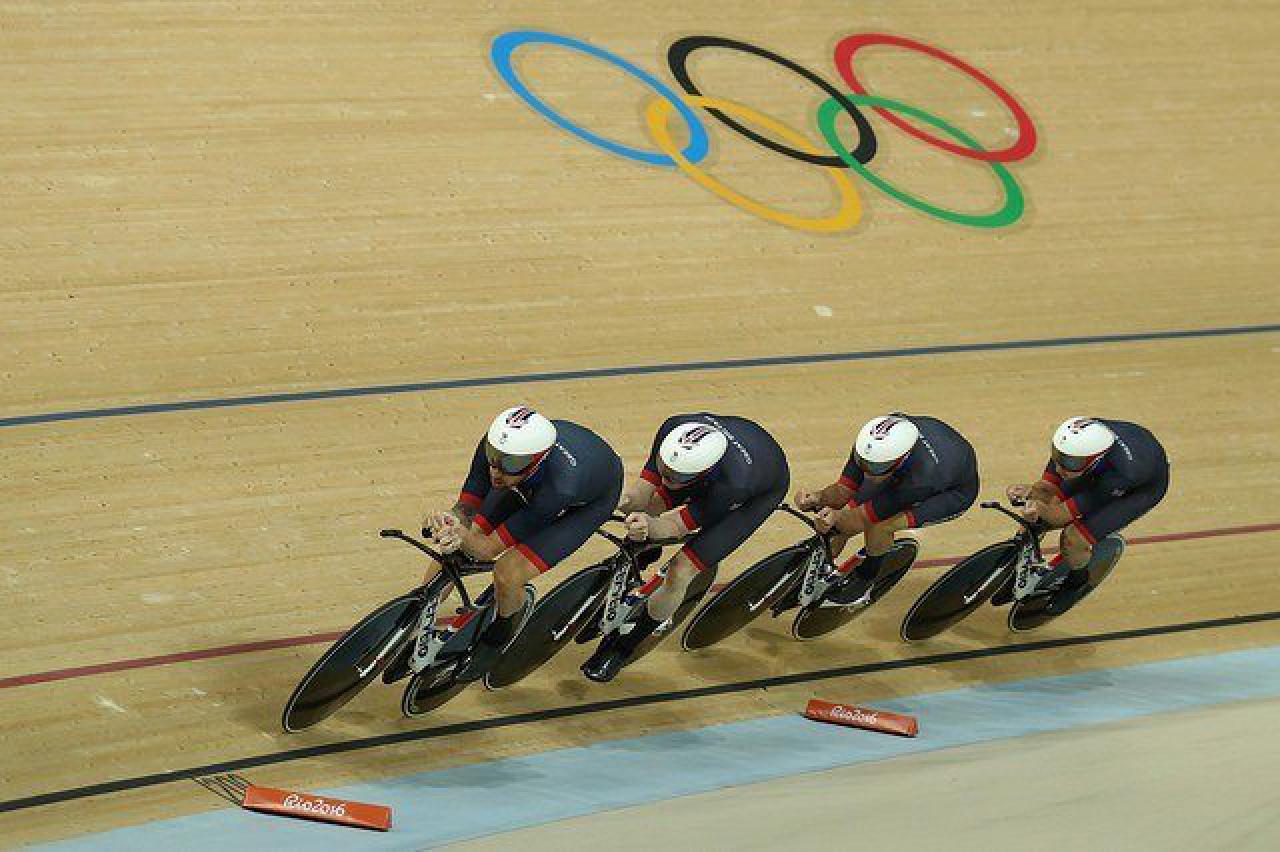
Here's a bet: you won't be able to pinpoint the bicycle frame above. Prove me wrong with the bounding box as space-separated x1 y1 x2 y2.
376 528 494 674
771 504 839 608
591 520 684 637
976 502 1047 602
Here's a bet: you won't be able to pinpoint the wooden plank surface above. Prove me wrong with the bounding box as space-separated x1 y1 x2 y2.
1 0 1277 844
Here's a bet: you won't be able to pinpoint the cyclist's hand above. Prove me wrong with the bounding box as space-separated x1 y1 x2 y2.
624 512 651 541
1020 500 1043 522
793 489 820 512
1006 484 1032 505
814 507 839 534
434 526 463 554
427 511 458 535
427 512 463 552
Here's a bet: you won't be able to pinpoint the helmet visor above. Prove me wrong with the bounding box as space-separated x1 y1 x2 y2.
856 453 903 477
658 459 702 486
1051 446 1098 473
485 442 543 475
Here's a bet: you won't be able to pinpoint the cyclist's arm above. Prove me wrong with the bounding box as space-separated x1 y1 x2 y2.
448 439 491 524
455 524 506 561
618 478 657 514
646 506 694 541
651 484 743 540
628 417 685 516
823 450 863 507
1034 461 1067 500
817 481 855 508
451 500 479 526
1025 480 1059 502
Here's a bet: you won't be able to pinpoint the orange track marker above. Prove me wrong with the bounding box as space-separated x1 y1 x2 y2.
804 699 919 737
241 785 393 831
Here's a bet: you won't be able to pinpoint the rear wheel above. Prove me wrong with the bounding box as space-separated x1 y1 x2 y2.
900 541 1017 641
681 545 809 650
791 539 919 641
282 591 424 732
1010 535 1124 632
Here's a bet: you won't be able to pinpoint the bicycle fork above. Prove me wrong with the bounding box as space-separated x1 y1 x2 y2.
352 591 445 679
1012 542 1046 601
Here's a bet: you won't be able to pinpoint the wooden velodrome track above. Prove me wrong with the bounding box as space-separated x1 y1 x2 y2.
2 0 1278 845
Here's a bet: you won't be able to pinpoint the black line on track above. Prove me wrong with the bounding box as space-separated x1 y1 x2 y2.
4 323 1278 428
4 608 1278 814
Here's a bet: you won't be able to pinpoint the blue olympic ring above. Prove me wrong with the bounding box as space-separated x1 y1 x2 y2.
490 30 711 168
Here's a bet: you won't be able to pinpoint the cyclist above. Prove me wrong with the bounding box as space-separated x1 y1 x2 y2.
581 413 790 682
794 413 979 606
425 406 624 681
1004 417 1169 610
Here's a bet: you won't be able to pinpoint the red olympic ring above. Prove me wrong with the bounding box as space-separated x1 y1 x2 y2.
833 33 1037 163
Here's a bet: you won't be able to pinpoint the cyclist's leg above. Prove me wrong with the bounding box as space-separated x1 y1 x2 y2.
501 477 623 604
831 479 977 603
462 474 622 681
903 474 981 537
648 480 788 621
1065 466 1169 578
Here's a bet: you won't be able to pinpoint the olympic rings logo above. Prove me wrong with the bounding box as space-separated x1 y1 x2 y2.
491 31 1038 234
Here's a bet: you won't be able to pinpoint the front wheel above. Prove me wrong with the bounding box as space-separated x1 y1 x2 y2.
282 591 425 732
791 539 919 641
900 541 1018 642
1010 535 1124 632
681 544 809 651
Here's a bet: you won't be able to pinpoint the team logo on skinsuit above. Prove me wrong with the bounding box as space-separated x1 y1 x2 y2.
491 31 1036 234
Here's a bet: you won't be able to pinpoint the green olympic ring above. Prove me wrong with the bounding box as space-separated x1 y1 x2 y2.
817 94 1024 229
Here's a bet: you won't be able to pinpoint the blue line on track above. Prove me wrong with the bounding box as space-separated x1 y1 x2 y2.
5 323 1278 429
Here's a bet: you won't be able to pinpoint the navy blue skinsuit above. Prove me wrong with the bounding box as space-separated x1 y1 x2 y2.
839 414 979 528
458 420 624 571
640 413 790 570
1041 419 1169 543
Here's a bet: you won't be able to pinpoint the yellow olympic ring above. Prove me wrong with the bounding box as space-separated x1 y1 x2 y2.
644 95 862 234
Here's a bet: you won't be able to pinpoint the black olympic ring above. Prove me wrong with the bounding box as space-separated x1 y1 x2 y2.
666 35 878 168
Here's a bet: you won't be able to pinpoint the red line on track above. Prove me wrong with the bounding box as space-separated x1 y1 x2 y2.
3 521 1278 692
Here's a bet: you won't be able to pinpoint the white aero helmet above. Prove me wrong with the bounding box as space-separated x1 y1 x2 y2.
485 406 557 475
1051 417 1114 472
855 414 920 476
658 421 729 484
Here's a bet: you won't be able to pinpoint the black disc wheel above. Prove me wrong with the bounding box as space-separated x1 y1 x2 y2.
401 664 467 718
791 539 919 641
681 545 809 651
1010 535 1124 632
899 541 1018 642
485 565 612 690
282 591 424 732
